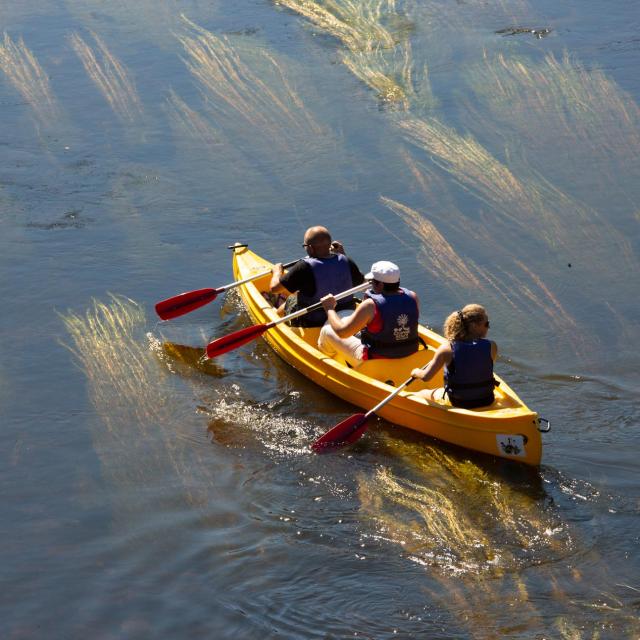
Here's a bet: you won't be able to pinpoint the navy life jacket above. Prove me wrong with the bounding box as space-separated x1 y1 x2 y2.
359 288 419 359
296 254 354 327
444 339 496 408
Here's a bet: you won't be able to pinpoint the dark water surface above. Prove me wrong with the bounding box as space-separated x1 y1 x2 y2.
2 0 639 638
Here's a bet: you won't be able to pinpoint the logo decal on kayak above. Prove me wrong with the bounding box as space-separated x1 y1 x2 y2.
496 434 526 457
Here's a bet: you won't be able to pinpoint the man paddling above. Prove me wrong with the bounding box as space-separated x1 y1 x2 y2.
318 261 420 368
270 226 364 327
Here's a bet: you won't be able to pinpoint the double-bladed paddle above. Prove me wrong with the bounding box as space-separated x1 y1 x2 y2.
205 281 370 359
311 361 430 452
155 259 299 320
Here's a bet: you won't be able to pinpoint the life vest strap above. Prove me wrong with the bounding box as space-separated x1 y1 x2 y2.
446 377 497 390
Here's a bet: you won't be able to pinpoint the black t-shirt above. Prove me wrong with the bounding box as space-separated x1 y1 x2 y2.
280 256 364 296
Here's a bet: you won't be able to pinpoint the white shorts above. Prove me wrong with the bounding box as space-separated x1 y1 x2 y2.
317 310 365 368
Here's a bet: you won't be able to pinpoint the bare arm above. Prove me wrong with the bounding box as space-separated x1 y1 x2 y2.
411 343 452 382
410 291 420 316
270 263 290 295
321 295 375 338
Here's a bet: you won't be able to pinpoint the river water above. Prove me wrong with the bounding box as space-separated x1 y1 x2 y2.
2 1 639 638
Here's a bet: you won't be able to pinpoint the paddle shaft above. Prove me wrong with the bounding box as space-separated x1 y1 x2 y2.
349 361 430 430
219 258 299 294
155 258 299 320
364 375 416 418
363 356 434 419
264 281 370 329
311 362 430 451
206 280 370 358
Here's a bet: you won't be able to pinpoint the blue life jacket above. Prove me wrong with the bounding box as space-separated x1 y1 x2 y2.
296 254 354 326
359 288 419 359
444 339 496 408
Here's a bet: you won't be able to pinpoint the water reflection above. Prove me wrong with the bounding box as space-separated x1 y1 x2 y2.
276 0 432 109
353 431 640 637
165 88 221 147
397 116 607 255
0 33 60 121
69 30 143 122
60 295 217 511
357 438 569 577
379 191 584 350
154 338 226 377
464 51 640 181
178 15 325 152
277 0 640 364
380 195 483 290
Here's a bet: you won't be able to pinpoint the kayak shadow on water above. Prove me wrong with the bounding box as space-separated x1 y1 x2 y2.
352 431 577 634
150 337 227 378
351 422 640 637
148 287 247 378
366 418 548 498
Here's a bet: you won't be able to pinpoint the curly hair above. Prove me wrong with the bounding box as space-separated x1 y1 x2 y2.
443 304 488 341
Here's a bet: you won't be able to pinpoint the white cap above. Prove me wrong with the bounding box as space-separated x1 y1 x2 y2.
365 260 400 284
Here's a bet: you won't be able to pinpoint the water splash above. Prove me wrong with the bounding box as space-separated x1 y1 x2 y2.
203 390 312 457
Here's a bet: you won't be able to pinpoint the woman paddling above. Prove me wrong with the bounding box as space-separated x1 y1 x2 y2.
411 304 497 408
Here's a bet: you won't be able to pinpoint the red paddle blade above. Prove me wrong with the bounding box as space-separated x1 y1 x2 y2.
205 323 268 358
312 413 369 452
155 288 220 320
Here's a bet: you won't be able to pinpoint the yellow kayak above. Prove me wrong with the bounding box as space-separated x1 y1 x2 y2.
229 244 545 465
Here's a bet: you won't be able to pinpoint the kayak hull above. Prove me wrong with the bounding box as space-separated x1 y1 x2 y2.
229 246 543 465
